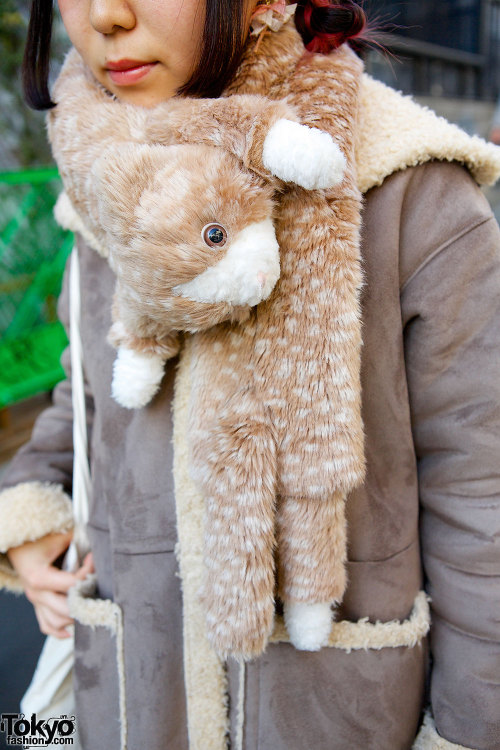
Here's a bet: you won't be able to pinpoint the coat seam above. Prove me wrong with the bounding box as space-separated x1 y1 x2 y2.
431 610 500 645
400 215 495 294
348 537 417 565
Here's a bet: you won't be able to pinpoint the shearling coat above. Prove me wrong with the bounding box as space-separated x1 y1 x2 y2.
1 21 500 750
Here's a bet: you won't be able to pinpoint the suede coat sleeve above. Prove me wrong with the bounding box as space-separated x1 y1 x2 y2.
0 253 94 591
399 162 500 749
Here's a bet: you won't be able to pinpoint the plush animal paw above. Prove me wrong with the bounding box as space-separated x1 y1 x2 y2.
284 601 333 651
111 347 165 409
262 119 346 190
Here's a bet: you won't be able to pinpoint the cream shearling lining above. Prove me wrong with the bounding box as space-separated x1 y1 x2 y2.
54 191 108 259
413 712 476 750
271 590 430 651
0 482 73 593
172 345 230 750
356 74 500 192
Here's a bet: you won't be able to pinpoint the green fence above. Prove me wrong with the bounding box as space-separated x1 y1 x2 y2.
0 168 73 409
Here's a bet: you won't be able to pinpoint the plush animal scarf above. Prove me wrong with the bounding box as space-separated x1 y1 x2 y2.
49 18 365 659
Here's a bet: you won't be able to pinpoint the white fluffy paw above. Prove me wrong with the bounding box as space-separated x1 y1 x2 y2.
111 347 165 409
262 119 346 190
284 601 333 651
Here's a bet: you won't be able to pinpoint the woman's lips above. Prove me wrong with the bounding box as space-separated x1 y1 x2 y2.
106 60 157 85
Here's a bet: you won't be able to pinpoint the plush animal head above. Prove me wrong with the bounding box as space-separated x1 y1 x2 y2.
94 141 281 337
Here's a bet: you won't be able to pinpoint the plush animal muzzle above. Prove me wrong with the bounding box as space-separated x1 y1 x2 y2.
96 142 282 408
96 142 280 327
172 216 279 307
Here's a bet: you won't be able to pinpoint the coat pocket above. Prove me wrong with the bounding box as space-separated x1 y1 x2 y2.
68 575 127 750
269 589 431 651
227 591 432 750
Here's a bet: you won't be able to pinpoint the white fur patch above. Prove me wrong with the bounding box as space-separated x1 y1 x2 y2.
262 119 346 190
172 218 280 306
111 347 165 409
284 600 333 651
53 192 108 258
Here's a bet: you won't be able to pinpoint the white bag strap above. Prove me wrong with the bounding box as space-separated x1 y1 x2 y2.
67 246 91 569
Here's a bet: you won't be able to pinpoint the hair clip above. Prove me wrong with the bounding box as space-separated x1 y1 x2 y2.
250 1 298 51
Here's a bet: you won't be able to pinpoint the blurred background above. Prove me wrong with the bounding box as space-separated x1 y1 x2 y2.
1 1 500 743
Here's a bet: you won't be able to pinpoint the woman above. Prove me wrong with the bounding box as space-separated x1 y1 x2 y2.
0 1 499 748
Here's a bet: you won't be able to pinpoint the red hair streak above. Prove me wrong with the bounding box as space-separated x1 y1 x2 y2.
296 0 367 55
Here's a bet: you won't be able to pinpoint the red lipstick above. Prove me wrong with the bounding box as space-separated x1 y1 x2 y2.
105 59 157 85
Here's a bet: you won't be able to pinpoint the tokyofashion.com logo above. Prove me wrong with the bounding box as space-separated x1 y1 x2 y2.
0 713 76 746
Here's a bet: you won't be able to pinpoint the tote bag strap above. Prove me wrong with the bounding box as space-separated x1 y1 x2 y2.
19 246 91 726
67 246 91 569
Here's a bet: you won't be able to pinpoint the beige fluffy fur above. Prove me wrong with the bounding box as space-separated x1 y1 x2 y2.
412 712 473 750
49 26 365 660
186 34 365 658
49 23 365 659
49 50 345 369
356 74 500 192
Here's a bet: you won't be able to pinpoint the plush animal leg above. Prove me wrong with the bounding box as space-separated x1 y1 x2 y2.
262 119 346 190
197 410 278 661
111 346 166 409
108 321 180 409
276 493 347 650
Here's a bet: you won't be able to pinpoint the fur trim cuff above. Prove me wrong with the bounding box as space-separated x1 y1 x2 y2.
0 481 74 553
54 192 108 258
0 482 73 591
413 711 476 749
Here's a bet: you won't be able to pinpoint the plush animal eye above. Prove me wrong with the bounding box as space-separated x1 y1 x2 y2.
201 223 227 248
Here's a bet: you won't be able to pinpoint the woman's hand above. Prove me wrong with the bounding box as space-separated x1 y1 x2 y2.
7 532 94 639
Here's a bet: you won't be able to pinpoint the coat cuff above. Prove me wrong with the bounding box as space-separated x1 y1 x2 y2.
413 711 476 750
0 482 74 593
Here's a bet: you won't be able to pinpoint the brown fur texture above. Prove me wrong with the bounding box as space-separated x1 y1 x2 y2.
50 50 349 366
48 20 365 659
48 52 300 359
187 26 365 658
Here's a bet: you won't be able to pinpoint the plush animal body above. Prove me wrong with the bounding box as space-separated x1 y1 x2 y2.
49 30 365 659
49 50 346 408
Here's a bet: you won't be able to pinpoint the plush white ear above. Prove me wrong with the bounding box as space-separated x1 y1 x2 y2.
111 346 165 409
262 119 346 190
284 600 333 651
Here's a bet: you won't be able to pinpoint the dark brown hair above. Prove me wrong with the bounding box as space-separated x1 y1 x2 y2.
22 0 366 110
22 0 252 109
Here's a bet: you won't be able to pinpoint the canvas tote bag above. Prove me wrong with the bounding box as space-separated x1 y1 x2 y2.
20 246 91 748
